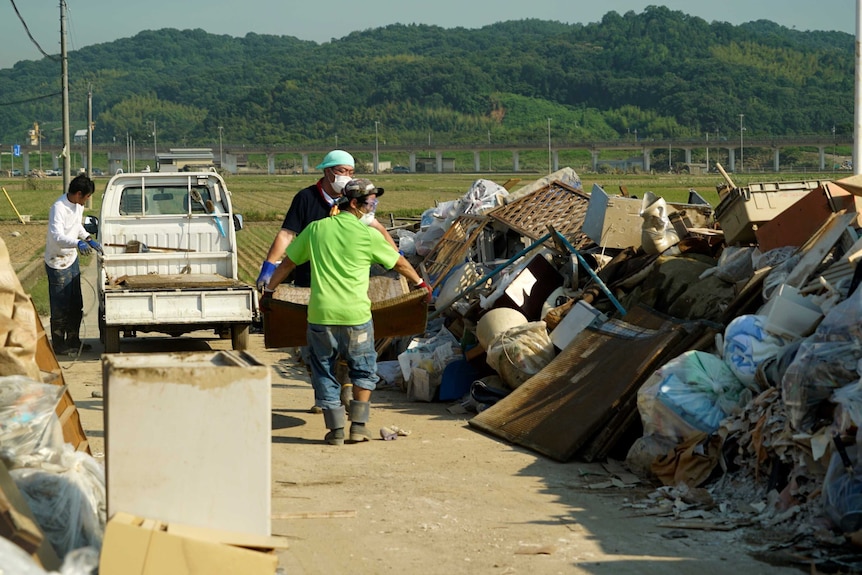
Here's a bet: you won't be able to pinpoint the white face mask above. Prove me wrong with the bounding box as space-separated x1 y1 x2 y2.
331 174 352 194
359 211 376 226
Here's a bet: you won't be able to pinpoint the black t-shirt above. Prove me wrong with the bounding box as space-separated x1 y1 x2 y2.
281 181 333 287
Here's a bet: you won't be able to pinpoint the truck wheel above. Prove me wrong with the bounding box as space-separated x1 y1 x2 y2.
104 327 121 353
231 325 249 351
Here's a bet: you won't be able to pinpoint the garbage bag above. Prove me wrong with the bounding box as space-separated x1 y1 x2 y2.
783 286 862 431
485 321 555 390
0 376 66 469
638 350 752 436
0 535 48 574
10 444 106 560
823 443 862 533
723 314 789 387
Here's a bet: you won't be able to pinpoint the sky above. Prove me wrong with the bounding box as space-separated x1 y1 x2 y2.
0 0 857 70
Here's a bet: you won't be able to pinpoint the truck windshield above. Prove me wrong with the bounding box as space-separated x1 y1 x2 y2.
119 186 215 216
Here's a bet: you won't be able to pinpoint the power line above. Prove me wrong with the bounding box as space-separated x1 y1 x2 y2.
0 91 62 106
8 0 59 61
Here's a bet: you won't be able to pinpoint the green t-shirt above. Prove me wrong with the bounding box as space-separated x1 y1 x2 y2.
286 212 400 325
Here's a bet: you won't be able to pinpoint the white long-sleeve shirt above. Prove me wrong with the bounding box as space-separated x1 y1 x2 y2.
44 194 88 270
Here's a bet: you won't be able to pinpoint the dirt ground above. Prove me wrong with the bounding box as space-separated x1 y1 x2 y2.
50 261 807 575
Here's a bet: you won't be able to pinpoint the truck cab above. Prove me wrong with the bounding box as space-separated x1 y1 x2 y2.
92 170 256 352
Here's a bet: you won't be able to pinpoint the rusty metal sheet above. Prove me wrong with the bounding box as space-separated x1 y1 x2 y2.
469 306 686 462
115 273 246 290
419 215 489 290
486 180 595 251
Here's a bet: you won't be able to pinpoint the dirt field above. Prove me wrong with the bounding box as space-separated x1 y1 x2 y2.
1 221 50 287
43 261 809 575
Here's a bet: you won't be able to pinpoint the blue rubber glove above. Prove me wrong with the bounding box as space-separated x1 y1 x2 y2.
86 238 103 256
77 240 91 256
256 261 277 292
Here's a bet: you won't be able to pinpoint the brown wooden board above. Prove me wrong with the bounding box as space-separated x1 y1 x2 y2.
32 299 90 454
486 180 595 251
577 322 720 462
469 307 686 462
262 276 427 348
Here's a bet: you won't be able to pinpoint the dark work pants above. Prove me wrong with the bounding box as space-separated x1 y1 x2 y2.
46 260 83 351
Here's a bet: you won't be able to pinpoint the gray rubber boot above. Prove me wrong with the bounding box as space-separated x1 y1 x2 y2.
322 406 346 446
349 400 372 443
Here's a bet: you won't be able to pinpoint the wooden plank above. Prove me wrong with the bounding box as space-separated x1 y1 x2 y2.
271 510 356 520
785 212 857 288
31 299 91 454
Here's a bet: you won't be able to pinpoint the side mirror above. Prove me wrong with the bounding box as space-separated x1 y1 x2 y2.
233 214 244 231
83 215 99 235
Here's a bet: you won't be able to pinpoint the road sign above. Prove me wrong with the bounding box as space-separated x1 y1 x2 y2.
12 145 20 157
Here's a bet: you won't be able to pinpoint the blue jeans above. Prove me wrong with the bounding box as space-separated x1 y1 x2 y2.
46 260 83 350
306 321 378 410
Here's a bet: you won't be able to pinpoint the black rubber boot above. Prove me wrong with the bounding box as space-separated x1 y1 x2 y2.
349 400 372 443
323 406 346 446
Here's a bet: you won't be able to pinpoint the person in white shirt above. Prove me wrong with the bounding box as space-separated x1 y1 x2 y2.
44 174 102 355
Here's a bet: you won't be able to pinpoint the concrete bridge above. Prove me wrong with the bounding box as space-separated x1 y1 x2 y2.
15 135 853 174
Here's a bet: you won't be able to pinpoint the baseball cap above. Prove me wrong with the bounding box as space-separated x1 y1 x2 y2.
315 150 355 170
343 178 384 201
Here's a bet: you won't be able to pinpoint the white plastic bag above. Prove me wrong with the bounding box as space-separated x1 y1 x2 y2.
723 314 789 387
485 321 555 390
11 444 106 560
0 376 66 469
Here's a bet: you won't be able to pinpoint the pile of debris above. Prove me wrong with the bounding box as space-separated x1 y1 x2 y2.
390 168 862 569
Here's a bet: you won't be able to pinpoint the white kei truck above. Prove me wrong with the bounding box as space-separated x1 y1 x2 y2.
86 170 257 353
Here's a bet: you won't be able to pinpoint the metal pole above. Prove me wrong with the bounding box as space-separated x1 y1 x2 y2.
218 125 224 167
152 119 158 169
374 121 379 174
488 130 491 172
60 1 71 191
547 118 551 175
739 113 745 173
705 132 709 173
87 86 93 176
855 0 862 174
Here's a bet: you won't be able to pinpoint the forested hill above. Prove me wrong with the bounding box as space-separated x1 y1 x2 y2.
0 6 854 148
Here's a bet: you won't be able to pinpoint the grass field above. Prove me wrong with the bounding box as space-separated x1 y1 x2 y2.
0 169 847 314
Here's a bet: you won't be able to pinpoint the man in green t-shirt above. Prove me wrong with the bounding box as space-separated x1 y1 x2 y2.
264 179 431 445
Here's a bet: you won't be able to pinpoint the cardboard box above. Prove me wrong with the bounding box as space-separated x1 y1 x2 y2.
99 512 284 575
714 181 825 245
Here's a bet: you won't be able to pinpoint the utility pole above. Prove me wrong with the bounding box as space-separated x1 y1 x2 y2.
152 119 158 170
374 121 379 174
739 114 745 173
547 118 552 175
87 86 93 176
705 132 710 173
60 1 71 191
855 0 862 174
487 130 492 172
86 87 93 209
218 125 224 168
